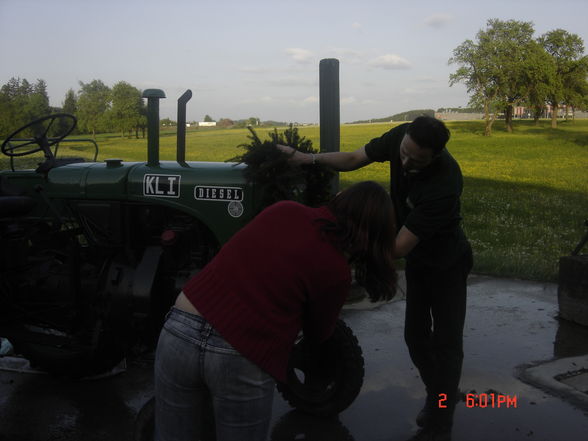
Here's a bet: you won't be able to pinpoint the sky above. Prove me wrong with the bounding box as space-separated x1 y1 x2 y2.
1 0 587 124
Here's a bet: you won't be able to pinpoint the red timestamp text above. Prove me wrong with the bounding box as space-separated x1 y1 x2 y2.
438 393 518 408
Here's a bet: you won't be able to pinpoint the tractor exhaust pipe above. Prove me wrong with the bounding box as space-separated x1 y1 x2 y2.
177 90 192 166
142 89 166 167
319 58 340 194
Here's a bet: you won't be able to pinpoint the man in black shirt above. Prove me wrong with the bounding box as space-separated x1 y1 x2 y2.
278 116 473 441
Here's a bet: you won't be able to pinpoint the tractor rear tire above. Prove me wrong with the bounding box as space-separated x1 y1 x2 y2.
9 318 128 378
276 319 364 417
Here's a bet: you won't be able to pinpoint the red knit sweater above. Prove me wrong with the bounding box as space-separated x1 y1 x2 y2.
182 200 351 383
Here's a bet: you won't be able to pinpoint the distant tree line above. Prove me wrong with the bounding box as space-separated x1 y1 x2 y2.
450 19 588 135
0 78 147 139
160 115 292 129
349 109 435 124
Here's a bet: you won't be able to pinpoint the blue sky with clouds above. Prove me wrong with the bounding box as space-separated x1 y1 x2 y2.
1 0 587 123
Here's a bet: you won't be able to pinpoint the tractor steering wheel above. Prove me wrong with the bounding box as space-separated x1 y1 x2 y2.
1 113 77 157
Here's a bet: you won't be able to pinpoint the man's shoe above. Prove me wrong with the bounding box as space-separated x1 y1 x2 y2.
406 425 452 441
415 396 437 427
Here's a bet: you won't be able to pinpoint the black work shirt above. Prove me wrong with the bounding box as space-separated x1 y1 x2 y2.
364 123 468 269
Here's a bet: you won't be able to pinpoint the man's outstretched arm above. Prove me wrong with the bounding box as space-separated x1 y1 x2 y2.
277 144 373 171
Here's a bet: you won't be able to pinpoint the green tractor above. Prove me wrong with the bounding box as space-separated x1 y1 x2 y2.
0 84 364 418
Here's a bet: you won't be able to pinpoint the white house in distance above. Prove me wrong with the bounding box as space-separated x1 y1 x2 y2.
197 121 216 127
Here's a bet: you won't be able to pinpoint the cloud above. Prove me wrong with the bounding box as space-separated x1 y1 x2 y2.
267 77 316 87
368 54 411 70
285 48 315 64
239 66 272 74
401 87 427 95
341 96 357 105
351 22 362 30
303 96 318 104
330 48 365 64
416 76 437 83
424 13 453 28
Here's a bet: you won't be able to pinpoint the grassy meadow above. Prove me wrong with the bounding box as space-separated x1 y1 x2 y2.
2 119 587 282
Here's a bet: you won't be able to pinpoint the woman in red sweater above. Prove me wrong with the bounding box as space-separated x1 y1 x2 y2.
154 181 397 441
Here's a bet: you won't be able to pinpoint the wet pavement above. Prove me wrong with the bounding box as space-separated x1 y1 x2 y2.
1 273 588 441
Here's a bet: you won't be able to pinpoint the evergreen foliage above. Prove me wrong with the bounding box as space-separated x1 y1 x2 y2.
229 125 335 212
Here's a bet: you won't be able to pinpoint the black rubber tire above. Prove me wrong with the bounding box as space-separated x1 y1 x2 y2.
276 319 364 417
8 317 128 378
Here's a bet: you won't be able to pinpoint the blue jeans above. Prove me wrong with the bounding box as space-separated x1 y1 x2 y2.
154 307 275 441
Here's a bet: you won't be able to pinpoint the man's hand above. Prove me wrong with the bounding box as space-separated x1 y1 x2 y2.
394 226 420 258
276 144 312 165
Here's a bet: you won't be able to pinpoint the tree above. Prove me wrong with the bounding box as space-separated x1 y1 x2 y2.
53 88 79 135
539 29 588 128
523 45 558 125
26 79 51 121
562 59 588 118
0 77 52 138
247 117 260 126
217 118 234 128
77 80 111 138
449 36 500 136
109 81 144 138
449 19 540 135
62 89 77 115
203 114 214 122
483 20 536 133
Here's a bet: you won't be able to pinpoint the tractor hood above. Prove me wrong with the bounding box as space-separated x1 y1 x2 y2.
44 159 255 243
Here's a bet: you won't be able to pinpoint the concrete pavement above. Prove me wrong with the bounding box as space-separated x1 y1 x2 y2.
1 273 587 441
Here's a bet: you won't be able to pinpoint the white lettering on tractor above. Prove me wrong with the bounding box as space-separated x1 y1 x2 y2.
194 186 243 202
143 174 181 198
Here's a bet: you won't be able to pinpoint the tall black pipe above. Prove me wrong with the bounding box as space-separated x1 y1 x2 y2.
142 89 166 167
319 58 340 193
177 90 192 166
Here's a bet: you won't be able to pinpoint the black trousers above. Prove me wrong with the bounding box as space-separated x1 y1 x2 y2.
404 243 473 426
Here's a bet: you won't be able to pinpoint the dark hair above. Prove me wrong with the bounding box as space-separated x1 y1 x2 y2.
406 116 450 155
322 181 397 302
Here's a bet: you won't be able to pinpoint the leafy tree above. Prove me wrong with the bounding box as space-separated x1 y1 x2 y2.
59 89 78 134
450 19 540 135
217 118 234 128
539 29 588 128
483 20 536 132
247 117 260 126
203 114 214 122
77 80 111 138
62 89 77 115
26 79 51 121
109 81 144 138
562 60 588 118
450 35 500 136
0 77 52 138
523 45 558 124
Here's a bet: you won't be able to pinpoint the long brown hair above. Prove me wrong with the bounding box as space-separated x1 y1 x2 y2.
322 181 397 302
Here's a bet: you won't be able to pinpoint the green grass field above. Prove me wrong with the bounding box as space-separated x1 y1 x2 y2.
2 120 587 282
